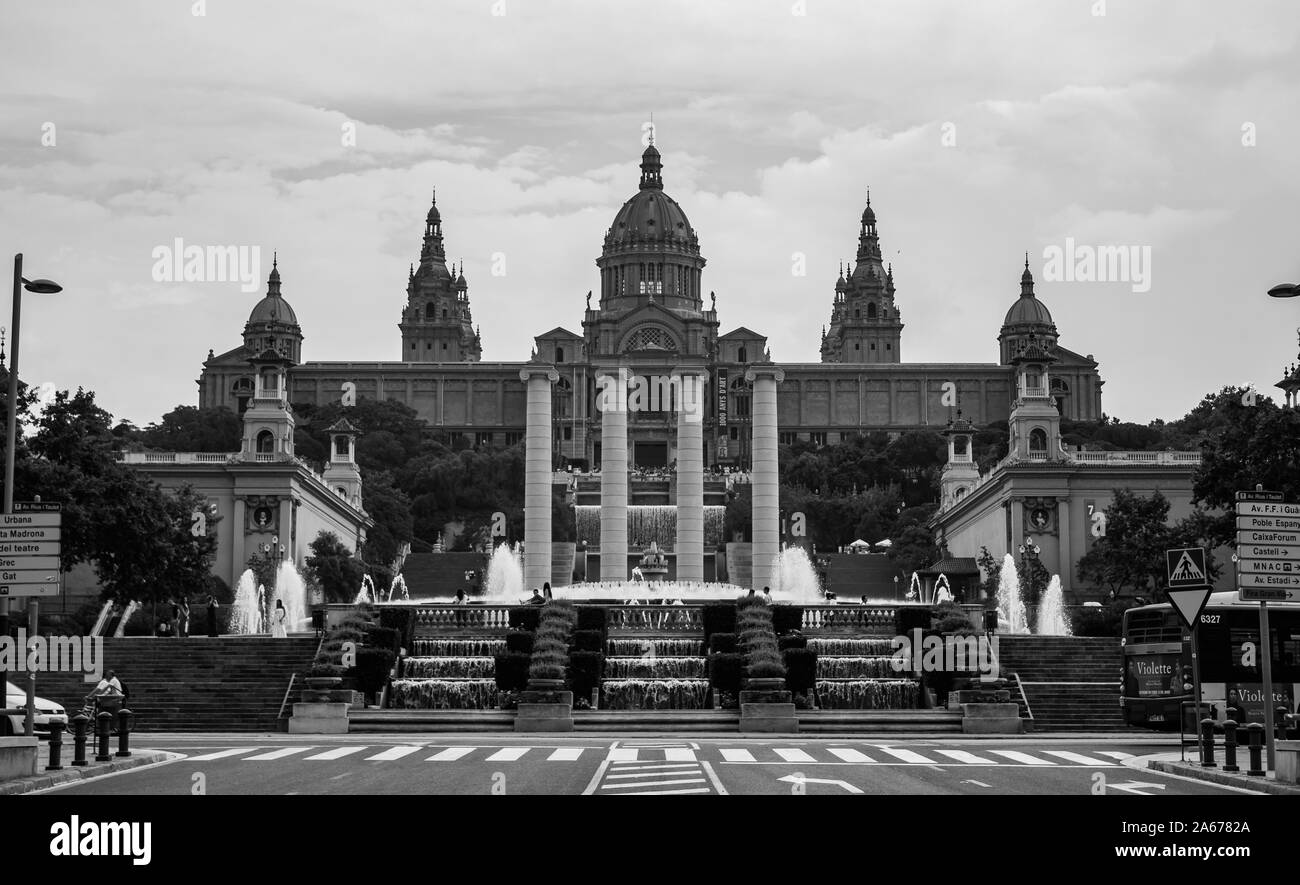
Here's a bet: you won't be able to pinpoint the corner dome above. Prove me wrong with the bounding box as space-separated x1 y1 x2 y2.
248 292 298 326
1003 295 1053 328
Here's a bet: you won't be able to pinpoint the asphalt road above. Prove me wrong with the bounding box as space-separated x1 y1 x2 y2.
36 734 1250 796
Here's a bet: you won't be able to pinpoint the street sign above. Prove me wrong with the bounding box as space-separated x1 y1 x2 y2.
1237 490 1285 502
0 504 61 598
1165 585 1214 631
0 513 62 528
0 527 60 542
1237 542 1300 560
1236 501 1300 517
1237 558 1298 575
0 584 59 597
1237 515 1300 532
0 542 59 556
1238 572 1300 588
0 556 59 571
1240 587 1296 602
1167 547 1208 588
12 502 61 513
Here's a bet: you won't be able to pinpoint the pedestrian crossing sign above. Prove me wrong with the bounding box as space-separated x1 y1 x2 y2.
1166 547 1207 588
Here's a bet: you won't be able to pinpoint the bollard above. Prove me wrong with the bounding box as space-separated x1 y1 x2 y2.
95 711 113 762
115 708 133 758
1200 717 1217 768
1246 723 1265 777
45 719 65 771
70 713 89 767
1222 720 1239 773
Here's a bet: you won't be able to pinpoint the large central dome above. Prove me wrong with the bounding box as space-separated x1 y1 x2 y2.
604 145 698 249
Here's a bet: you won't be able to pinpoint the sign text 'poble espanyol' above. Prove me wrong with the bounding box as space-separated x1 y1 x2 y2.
1236 492 1300 602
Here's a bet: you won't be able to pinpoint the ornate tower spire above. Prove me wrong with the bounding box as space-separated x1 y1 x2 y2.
639 144 663 190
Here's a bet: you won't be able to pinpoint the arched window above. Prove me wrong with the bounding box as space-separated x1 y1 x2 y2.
854 308 861 319
954 487 967 501
1029 428 1047 453
426 303 436 321
260 369 278 393
738 346 747 364
731 376 752 419
867 302 877 319
556 346 565 363
335 486 347 498
256 430 275 454
954 436 968 457
334 436 349 458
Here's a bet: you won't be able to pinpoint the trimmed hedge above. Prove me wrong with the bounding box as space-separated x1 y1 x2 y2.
378 608 415 650
895 605 932 635
568 651 604 703
571 629 604 652
509 607 542 631
505 631 535 654
528 599 578 682
772 606 804 636
707 652 744 694
494 652 531 691
365 626 402 654
782 648 817 693
356 647 397 696
709 632 737 654
577 606 608 632
702 603 737 642
778 633 807 651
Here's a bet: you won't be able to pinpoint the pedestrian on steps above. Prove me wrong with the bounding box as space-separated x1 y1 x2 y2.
206 593 219 637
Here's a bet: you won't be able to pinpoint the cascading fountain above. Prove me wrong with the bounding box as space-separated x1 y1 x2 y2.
483 542 524 601
89 600 114 637
231 569 262 634
354 574 376 605
907 572 921 601
273 560 309 632
113 600 139 638
387 574 409 602
772 545 822 602
934 573 952 603
996 553 1029 634
574 505 729 550
1036 574 1071 636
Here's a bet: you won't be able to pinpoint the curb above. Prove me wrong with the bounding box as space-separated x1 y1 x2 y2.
1146 758 1300 796
0 750 178 796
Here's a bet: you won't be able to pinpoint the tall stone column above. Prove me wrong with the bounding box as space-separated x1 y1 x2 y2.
746 365 785 591
675 370 705 582
520 365 559 593
600 368 629 581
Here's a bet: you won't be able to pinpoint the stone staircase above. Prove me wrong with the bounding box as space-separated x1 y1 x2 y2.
996 636 1132 732
28 637 318 732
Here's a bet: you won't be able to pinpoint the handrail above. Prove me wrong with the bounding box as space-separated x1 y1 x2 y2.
277 673 299 721
1013 672 1034 725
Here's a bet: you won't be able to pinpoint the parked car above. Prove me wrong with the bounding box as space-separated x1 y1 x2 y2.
2 681 69 737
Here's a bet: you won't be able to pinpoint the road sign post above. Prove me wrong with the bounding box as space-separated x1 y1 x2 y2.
8 502 62 737
1166 548 1213 765
1260 601 1276 771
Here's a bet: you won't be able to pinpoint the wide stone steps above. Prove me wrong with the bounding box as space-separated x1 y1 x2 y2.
350 710 515 733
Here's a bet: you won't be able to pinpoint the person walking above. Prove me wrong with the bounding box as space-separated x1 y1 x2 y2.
271 599 288 638
178 597 190 638
206 593 219 637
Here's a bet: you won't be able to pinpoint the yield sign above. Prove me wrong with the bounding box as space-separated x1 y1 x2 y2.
1166 585 1214 631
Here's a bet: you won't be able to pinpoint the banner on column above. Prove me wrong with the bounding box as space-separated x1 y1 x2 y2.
717 368 728 458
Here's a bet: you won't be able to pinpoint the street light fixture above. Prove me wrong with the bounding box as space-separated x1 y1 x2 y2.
1267 282 1299 299
4 254 62 738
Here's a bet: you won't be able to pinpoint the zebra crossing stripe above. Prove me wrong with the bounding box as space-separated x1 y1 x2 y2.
827 748 874 763
485 747 531 762
605 769 703 780
306 746 370 761
989 750 1054 765
611 787 712 795
1097 751 1134 761
875 747 934 764
663 748 696 761
427 747 476 762
607 762 698 772
601 777 707 790
933 749 996 765
547 748 584 761
1042 750 1112 766
185 748 260 762
366 746 423 762
244 747 315 761
720 748 755 762
774 748 816 763
608 748 640 762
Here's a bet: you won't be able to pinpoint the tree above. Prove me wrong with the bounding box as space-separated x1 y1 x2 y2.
136 405 241 453
888 505 941 576
975 546 1001 601
358 471 414 582
305 531 367 603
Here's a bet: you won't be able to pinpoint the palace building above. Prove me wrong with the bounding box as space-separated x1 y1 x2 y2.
197 143 1106 470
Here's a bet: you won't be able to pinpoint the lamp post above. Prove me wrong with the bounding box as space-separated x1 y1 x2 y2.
3 254 62 736
1018 535 1042 622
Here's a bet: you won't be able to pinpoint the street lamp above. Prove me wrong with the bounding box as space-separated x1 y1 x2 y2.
3 254 62 738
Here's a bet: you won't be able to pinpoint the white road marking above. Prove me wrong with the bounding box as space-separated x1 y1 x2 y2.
185 748 260 762
875 747 934 764
606 769 705 780
608 762 699 772
427 747 476 762
608 787 712 795
774 748 817 763
608 748 640 762
306 746 370 761
933 749 996 765
1043 750 1112 766
547 747 584 761
989 750 1055 765
827 748 875 763
244 747 314 761
484 747 530 762
366 745 423 762
720 748 756 762
663 748 696 761
1098 751 1134 761
600 777 707 790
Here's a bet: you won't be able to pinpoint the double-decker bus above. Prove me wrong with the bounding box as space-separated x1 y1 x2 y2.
1120 592 1300 731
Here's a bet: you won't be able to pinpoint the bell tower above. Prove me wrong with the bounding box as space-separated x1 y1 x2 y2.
940 411 980 508
321 418 364 510
1007 334 1062 461
239 349 296 461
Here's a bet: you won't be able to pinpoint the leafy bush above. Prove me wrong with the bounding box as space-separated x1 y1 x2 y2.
509 607 541 631
931 602 976 635
782 648 817 692
568 651 604 702
709 632 737 654
737 600 787 681
494 652 531 691
895 605 933 635
707 653 744 694
365 626 402 654
576 606 607 632
571 629 603 652
735 594 766 612
778 633 808 651
378 608 415 650
505 631 535 654
772 606 804 635
356 647 397 696
527 600 577 683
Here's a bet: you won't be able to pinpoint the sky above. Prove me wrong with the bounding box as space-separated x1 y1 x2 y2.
2 0 1299 427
